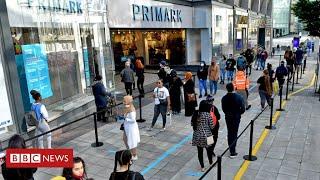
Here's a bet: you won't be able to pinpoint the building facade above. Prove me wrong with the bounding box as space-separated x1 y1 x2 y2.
0 0 272 138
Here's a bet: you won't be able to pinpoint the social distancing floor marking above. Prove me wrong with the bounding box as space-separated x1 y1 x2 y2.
234 74 316 180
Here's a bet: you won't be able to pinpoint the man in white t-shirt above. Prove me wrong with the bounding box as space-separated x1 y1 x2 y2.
148 79 170 131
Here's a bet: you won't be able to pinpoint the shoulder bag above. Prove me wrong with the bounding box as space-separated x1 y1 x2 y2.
201 119 214 145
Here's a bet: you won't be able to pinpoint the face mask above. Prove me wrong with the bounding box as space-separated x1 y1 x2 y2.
125 104 130 108
200 64 204 67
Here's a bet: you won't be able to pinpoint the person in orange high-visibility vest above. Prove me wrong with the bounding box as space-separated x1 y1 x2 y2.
233 70 251 110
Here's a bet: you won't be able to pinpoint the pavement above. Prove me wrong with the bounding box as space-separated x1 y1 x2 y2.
1 53 319 180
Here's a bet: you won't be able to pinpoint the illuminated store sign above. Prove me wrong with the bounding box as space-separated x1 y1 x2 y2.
132 4 182 22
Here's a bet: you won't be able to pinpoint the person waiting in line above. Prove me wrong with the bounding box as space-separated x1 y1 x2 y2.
233 69 252 111
226 54 236 82
122 95 140 160
219 55 227 84
158 60 171 88
206 95 221 156
267 63 275 85
149 79 170 131
121 60 135 95
275 61 289 87
92 75 111 122
284 46 294 81
135 58 145 96
244 48 254 76
191 100 215 172
2 134 37 180
62 157 88 180
294 46 304 75
183 72 197 117
30 90 51 149
221 83 245 158
208 58 220 95
109 150 145 180
197 61 208 98
257 70 273 110
169 70 183 115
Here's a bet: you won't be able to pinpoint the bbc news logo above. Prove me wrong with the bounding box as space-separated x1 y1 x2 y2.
6 149 73 168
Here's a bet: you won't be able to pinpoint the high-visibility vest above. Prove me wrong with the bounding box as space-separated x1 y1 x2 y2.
233 71 249 90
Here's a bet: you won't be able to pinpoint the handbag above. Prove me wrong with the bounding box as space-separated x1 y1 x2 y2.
210 107 217 126
201 121 214 145
187 93 196 102
120 123 124 130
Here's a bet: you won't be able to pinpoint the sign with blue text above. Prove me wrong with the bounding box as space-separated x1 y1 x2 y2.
22 44 53 103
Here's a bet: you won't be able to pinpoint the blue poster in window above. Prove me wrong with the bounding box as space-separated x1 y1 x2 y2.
83 48 90 87
22 44 53 103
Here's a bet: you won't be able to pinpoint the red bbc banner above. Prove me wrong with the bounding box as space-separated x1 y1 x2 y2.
6 148 73 168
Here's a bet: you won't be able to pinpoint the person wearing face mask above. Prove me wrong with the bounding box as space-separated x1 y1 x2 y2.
208 58 220 95
62 157 87 180
109 150 145 180
197 61 208 98
122 95 140 160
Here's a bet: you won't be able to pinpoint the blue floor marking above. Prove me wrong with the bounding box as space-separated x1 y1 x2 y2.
186 171 203 177
141 133 193 175
249 84 258 92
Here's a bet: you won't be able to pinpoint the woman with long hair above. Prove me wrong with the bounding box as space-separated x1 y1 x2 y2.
123 95 140 160
183 72 197 117
2 134 37 180
62 157 87 180
135 58 145 96
109 150 145 180
191 100 215 172
257 70 273 110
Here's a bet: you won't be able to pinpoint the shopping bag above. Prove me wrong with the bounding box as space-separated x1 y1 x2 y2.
273 80 279 95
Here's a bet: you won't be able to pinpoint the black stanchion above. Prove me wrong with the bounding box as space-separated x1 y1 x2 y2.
265 97 276 129
91 114 104 147
296 67 299 84
300 65 303 79
276 86 285 111
285 78 290 100
136 95 146 123
217 155 222 180
243 120 258 161
292 72 295 91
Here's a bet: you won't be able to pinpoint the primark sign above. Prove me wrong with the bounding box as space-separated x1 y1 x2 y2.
17 0 84 14
132 4 182 22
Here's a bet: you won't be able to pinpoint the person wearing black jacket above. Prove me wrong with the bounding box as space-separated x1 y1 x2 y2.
92 75 111 122
2 134 37 180
197 61 208 98
275 61 288 86
221 83 245 158
169 70 183 114
244 48 254 75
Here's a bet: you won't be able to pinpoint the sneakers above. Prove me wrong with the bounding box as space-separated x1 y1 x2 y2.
160 128 166 132
229 153 238 159
132 155 138 160
201 168 205 172
246 105 252 110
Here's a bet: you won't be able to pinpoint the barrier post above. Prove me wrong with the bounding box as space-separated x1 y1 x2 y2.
285 78 290 100
300 64 303 79
244 120 258 161
276 86 285 111
292 72 295 91
136 95 146 123
217 155 222 180
91 114 104 147
265 97 276 129
296 67 299 84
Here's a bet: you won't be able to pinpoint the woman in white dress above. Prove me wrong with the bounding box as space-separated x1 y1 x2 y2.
123 95 140 160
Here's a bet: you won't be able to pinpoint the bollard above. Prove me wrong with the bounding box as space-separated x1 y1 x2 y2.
244 120 258 161
276 85 285 111
91 114 104 147
292 72 295 91
285 78 290 100
265 97 276 129
136 95 146 123
300 65 303 79
217 155 222 180
296 67 299 84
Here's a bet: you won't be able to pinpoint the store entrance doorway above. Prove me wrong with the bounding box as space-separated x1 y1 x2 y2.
258 28 266 49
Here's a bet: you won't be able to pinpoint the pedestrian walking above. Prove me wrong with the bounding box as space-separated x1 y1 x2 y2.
226 54 236 82
92 75 111 122
256 48 262 70
121 61 135 95
169 70 183 114
236 54 247 71
184 72 197 117
219 55 227 84
62 157 88 180
275 61 288 86
30 90 51 148
208 58 220 95
221 83 245 158
158 60 171 88
206 95 221 155
191 100 215 172
135 59 145 96
233 70 251 110
260 49 268 70
257 70 273 110
122 95 140 160
244 48 254 75
1 134 37 180
197 61 208 98
149 79 170 131
110 150 145 180
284 46 294 81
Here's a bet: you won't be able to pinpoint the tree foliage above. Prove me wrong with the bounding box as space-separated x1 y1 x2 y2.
292 0 320 37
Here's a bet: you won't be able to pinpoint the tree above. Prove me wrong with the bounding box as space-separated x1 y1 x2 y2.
292 0 320 37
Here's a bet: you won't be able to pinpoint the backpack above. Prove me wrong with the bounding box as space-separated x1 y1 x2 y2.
25 111 38 126
210 107 217 126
